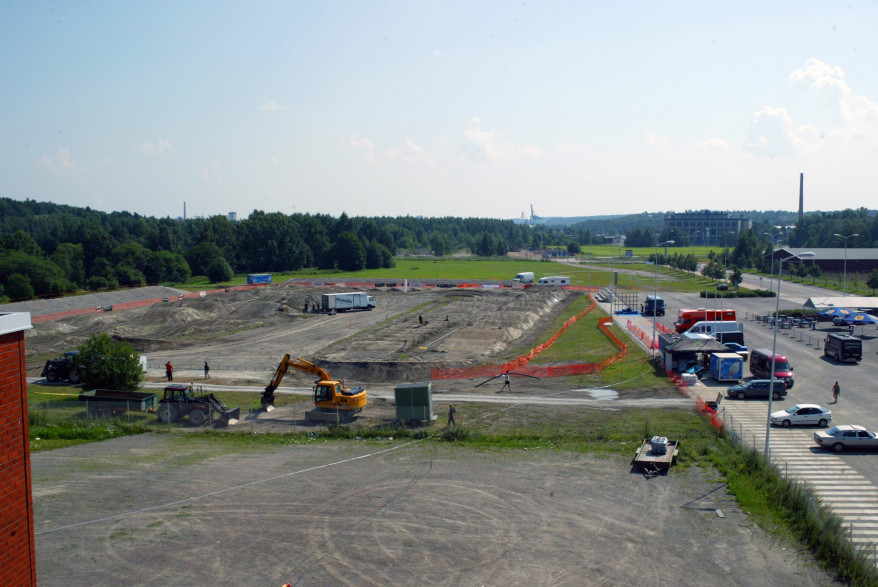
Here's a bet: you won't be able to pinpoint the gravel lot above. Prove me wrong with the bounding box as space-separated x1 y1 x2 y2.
32 434 834 586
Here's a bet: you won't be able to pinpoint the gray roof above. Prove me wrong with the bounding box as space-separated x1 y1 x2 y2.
664 336 730 353
774 248 878 261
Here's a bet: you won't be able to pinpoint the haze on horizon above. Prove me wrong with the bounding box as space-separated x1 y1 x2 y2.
2 2 878 221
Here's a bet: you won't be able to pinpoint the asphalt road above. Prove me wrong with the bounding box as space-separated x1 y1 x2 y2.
656 276 878 483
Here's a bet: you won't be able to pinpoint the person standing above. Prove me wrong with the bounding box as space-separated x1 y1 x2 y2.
165 361 174 382
501 371 511 392
204 361 211 379
447 404 456 427
832 381 840 404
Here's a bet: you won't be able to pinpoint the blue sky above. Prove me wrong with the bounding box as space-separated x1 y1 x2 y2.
3 1 878 220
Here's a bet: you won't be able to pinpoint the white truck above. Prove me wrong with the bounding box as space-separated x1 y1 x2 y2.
513 272 535 284
321 292 376 313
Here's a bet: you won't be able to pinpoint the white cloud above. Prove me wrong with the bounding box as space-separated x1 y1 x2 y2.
387 139 429 163
260 100 287 111
698 138 730 150
35 147 76 171
341 133 375 159
790 58 851 97
644 132 670 146
249 156 279 169
462 117 543 161
744 106 805 157
136 139 175 157
198 162 222 183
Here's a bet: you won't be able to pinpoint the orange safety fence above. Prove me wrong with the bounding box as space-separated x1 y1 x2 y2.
695 395 724 430
431 294 629 380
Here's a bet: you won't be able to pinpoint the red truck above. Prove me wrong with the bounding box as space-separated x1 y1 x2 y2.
675 308 736 333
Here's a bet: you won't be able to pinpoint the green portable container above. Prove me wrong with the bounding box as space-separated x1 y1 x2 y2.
394 381 436 425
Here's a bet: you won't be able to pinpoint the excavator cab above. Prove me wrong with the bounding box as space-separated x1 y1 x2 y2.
314 384 335 403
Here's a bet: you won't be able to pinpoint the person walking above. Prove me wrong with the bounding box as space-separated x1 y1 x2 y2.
447 404 456 427
204 361 211 379
500 371 511 393
165 361 174 382
832 381 840 404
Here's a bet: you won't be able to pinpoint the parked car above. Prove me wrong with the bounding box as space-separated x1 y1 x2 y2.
723 342 749 361
814 425 878 452
727 379 788 400
770 404 832 428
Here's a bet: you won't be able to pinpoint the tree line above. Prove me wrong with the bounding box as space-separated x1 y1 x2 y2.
0 197 570 301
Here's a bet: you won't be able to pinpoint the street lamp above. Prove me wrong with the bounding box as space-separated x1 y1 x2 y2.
652 240 674 356
765 251 816 456
834 233 858 296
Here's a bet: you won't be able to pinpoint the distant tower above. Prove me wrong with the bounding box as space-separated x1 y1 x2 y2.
798 173 804 222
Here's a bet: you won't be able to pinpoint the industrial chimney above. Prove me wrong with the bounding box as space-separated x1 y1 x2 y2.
798 173 803 222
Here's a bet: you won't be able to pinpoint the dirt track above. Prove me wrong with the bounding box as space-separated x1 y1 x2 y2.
32 435 833 586
25 283 582 384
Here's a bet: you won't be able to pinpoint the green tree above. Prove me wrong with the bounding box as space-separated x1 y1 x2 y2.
326 232 366 271
5 273 34 300
729 266 743 289
206 257 234 282
867 269 878 295
77 333 144 391
566 241 581 255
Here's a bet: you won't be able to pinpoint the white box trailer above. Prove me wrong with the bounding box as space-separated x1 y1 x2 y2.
513 272 534 283
537 275 570 285
321 292 376 312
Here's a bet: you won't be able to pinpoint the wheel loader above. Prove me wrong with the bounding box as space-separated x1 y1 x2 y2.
157 384 240 427
262 354 367 422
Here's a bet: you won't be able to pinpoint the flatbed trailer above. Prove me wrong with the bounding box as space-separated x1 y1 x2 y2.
79 389 158 418
633 439 679 473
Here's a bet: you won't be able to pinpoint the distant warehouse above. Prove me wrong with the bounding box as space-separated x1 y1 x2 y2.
767 248 878 274
664 210 752 246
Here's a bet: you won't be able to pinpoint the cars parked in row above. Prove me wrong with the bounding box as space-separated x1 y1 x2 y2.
727 379 788 400
770 404 832 427
814 425 878 452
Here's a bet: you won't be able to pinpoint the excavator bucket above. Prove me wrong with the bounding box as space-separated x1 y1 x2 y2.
261 387 276 411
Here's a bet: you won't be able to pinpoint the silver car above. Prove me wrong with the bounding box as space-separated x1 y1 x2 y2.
771 404 831 428
814 425 878 452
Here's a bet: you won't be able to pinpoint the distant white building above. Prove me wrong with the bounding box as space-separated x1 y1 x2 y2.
228 212 237 222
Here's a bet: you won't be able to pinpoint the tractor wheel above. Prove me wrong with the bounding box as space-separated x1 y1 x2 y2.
68 369 81 384
157 404 179 423
46 369 59 383
189 409 208 427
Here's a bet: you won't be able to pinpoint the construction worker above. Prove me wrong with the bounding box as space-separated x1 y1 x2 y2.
447 404 456 427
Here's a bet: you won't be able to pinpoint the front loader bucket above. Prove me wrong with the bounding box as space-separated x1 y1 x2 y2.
219 407 240 426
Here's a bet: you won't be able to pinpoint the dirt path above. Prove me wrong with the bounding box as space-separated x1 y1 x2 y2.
32 435 832 586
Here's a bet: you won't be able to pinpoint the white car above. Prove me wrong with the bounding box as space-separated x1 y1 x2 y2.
814 425 878 452
770 404 832 428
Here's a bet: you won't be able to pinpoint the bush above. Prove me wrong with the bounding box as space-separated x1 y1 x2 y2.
5 273 34 300
78 333 144 391
206 258 234 282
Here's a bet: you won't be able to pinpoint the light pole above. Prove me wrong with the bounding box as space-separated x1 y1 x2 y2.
763 232 775 293
652 240 674 357
834 233 858 296
765 251 815 456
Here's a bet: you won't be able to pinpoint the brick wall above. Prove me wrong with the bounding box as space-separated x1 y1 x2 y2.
0 329 36 585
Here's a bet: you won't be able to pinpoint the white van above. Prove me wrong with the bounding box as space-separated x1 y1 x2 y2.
685 321 743 336
537 275 571 286
513 272 534 284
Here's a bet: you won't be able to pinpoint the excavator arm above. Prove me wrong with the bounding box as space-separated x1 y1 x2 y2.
262 354 333 406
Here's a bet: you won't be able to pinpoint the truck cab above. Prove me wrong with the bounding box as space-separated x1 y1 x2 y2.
644 295 665 316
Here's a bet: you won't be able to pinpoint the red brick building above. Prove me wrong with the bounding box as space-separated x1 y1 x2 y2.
0 312 35 585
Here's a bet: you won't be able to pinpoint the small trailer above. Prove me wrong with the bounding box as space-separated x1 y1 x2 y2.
633 437 679 475
79 389 158 418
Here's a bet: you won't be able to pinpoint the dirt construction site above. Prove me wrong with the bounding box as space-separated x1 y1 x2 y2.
15 282 835 584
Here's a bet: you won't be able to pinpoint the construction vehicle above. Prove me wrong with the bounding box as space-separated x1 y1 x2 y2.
157 384 240 427
262 354 367 422
41 351 82 383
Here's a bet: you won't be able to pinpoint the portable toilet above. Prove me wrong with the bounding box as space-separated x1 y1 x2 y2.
394 381 436 426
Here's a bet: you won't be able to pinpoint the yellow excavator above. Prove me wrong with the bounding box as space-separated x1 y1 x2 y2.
262 354 367 421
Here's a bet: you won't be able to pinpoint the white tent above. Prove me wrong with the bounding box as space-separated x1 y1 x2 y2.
803 296 878 310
